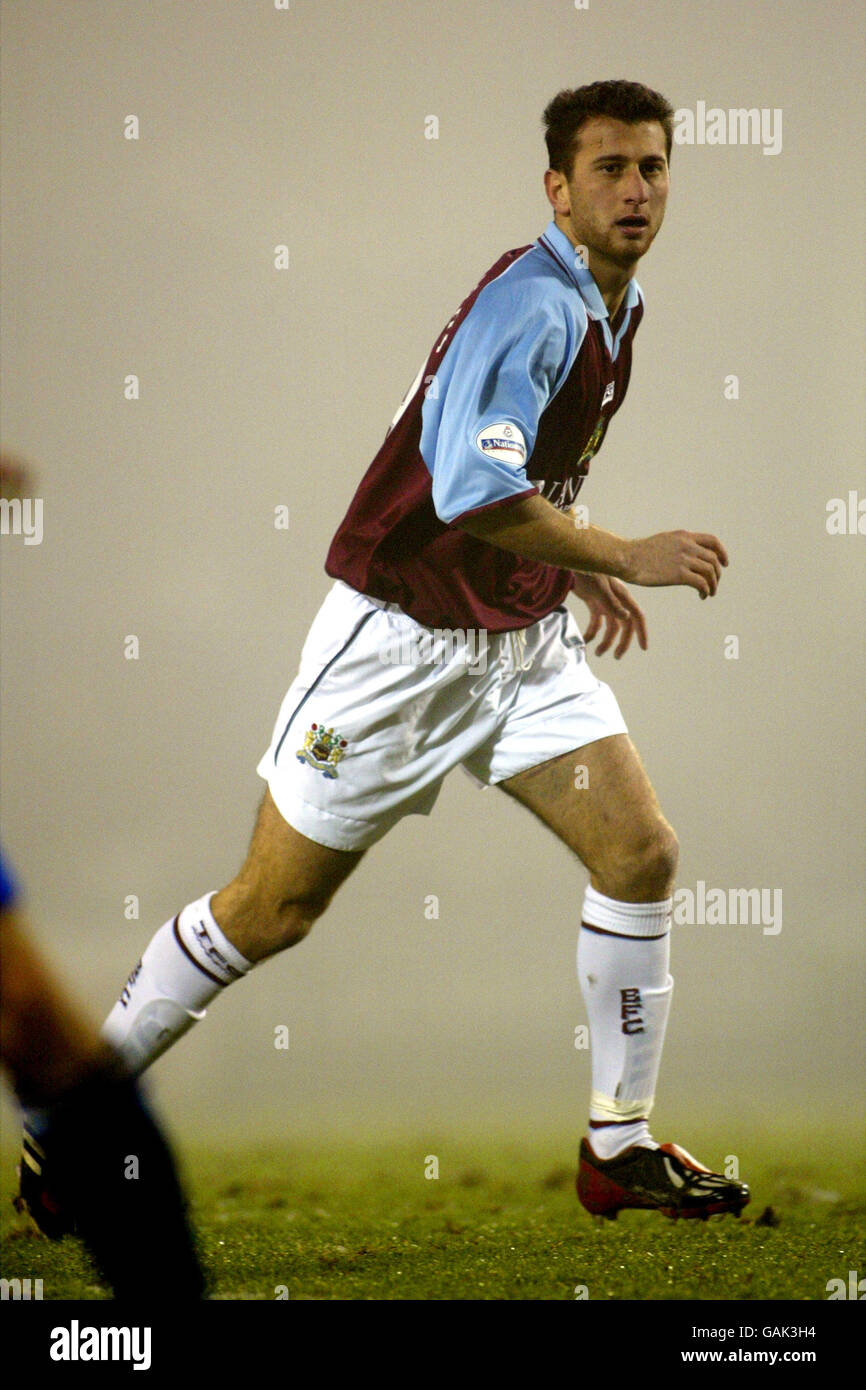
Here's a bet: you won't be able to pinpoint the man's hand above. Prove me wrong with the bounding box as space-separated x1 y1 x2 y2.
622 530 728 598
572 572 648 658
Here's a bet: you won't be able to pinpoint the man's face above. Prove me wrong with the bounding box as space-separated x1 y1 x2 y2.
547 116 670 272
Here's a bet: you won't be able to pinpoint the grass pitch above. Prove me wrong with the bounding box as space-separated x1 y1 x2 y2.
1 1125 864 1300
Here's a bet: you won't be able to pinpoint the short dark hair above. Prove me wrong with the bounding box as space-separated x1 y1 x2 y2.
543 80 675 174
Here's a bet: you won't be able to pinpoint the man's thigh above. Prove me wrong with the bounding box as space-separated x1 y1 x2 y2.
497 733 674 895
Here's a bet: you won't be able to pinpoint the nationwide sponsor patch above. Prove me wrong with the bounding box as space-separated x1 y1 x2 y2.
474 421 527 467
296 722 348 778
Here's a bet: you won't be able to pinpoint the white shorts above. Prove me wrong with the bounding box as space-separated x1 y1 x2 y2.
257 580 628 851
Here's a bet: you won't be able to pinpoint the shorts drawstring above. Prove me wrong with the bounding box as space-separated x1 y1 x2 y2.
508 628 532 671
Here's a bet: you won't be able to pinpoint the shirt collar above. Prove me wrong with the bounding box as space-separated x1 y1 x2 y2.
537 220 640 323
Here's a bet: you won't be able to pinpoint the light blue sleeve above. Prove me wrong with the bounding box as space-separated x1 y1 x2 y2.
420 276 583 524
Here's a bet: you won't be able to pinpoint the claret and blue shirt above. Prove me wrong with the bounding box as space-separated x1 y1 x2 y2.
326 221 644 633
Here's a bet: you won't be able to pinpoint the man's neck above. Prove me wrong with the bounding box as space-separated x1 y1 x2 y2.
553 217 634 322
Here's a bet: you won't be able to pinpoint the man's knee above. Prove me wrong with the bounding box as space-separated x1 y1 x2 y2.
640 823 679 893
212 879 334 961
595 821 679 900
265 888 331 949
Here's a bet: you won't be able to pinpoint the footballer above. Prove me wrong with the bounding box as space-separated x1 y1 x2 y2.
23 80 749 1227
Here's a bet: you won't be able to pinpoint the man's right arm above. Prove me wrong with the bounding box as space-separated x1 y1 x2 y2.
456 494 728 598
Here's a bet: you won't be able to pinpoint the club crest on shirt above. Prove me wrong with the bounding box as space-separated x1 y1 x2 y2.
577 413 607 470
474 421 527 467
297 722 348 778
529 411 610 510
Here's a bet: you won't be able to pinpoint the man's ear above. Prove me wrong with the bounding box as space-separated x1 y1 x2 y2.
544 167 570 214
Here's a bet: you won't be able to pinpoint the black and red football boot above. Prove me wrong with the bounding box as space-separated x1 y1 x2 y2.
577 1137 750 1220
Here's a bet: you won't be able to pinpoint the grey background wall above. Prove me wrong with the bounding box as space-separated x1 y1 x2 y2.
1 0 863 1145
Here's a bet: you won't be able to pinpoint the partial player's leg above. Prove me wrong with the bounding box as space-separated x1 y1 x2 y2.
0 907 118 1102
499 732 749 1219
500 731 677 1153
2 906 204 1295
102 575 491 1078
102 789 365 1075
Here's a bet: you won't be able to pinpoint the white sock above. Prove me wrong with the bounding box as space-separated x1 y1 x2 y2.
578 883 673 1160
102 892 252 1076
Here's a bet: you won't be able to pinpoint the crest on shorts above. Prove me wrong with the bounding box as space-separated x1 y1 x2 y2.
296 722 348 778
